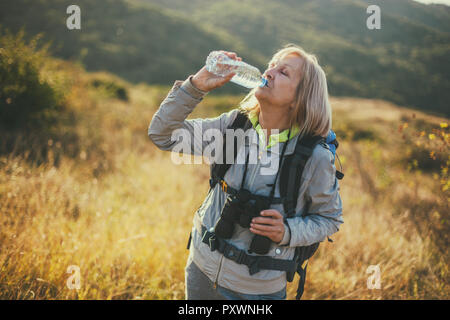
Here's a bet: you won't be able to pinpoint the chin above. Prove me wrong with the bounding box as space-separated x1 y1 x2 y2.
255 90 272 106
254 87 265 100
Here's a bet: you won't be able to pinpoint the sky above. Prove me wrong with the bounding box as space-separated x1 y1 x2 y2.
412 0 450 5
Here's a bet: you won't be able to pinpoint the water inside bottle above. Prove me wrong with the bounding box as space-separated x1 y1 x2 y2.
206 51 266 89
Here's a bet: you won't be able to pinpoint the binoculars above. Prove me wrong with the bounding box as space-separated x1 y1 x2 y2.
214 190 272 255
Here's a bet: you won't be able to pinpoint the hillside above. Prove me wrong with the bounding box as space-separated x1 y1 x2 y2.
0 0 448 115
0 0 262 94
142 0 450 116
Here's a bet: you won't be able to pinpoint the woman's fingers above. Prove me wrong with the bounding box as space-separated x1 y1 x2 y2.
262 210 283 219
192 51 241 92
252 210 283 225
250 223 284 243
250 222 280 232
250 209 284 242
249 225 275 237
221 50 236 58
220 50 241 61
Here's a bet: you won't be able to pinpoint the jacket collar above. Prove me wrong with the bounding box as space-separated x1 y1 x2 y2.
242 127 302 158
248 111 300 151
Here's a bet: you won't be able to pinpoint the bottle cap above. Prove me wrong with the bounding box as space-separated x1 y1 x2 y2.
259 77 268 88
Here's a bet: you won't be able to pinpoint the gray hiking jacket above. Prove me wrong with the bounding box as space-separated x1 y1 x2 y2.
148 76 344 295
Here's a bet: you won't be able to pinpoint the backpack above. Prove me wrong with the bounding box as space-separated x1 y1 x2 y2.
204 110 344 299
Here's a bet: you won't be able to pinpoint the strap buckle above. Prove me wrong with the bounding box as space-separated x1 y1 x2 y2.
220 180 228 193
248 258 261 275
201 227 218 252
223 243 245 264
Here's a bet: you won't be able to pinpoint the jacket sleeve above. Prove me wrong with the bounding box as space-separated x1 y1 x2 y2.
284 146 344 247
148 76 239 158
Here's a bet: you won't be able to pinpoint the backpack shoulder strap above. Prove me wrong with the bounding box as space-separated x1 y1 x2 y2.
279 134 325 218
326 129 344 180
280 134 341 299
209 110 252 189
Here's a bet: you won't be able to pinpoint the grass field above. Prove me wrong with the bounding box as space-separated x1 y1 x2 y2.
0 44 448 299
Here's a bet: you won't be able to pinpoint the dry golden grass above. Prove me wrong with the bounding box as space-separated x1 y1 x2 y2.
0 69 448 299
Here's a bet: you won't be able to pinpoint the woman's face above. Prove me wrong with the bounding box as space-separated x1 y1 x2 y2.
255 54 304 110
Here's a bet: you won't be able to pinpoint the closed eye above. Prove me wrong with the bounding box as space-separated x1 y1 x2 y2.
266 63 289 76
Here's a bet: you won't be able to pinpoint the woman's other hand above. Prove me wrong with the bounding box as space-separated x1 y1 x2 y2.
191 51 241 92
250 209 285 244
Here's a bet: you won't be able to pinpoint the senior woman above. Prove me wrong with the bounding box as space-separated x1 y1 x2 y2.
148 44 343 300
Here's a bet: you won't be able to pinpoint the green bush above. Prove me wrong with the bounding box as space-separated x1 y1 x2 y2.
407 145 447 173
0 28 64 130
90 78 129 101
0 29 81 168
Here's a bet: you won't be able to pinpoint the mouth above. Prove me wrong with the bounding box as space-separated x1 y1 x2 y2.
260 77 269 88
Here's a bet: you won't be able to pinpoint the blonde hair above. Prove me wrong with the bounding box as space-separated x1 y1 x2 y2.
238 44 332 139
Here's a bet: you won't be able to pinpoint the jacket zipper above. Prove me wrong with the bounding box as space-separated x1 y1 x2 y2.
213 140 250 290
247 141 261 188
213 254 224 289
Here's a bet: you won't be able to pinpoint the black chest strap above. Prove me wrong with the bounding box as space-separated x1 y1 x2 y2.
200 225 296 276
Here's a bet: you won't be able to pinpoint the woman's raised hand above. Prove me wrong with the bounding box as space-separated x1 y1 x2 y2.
191 51 242 92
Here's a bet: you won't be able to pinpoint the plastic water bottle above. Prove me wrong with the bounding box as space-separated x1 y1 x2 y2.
205 51 268 89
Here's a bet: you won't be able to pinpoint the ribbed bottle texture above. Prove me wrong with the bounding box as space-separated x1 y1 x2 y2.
205 51 267 89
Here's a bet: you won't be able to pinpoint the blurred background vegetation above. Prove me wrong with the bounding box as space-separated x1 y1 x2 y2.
0 0 448 299
0 0 449 115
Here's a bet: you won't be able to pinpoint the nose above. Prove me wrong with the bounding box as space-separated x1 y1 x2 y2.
264 68 275 80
